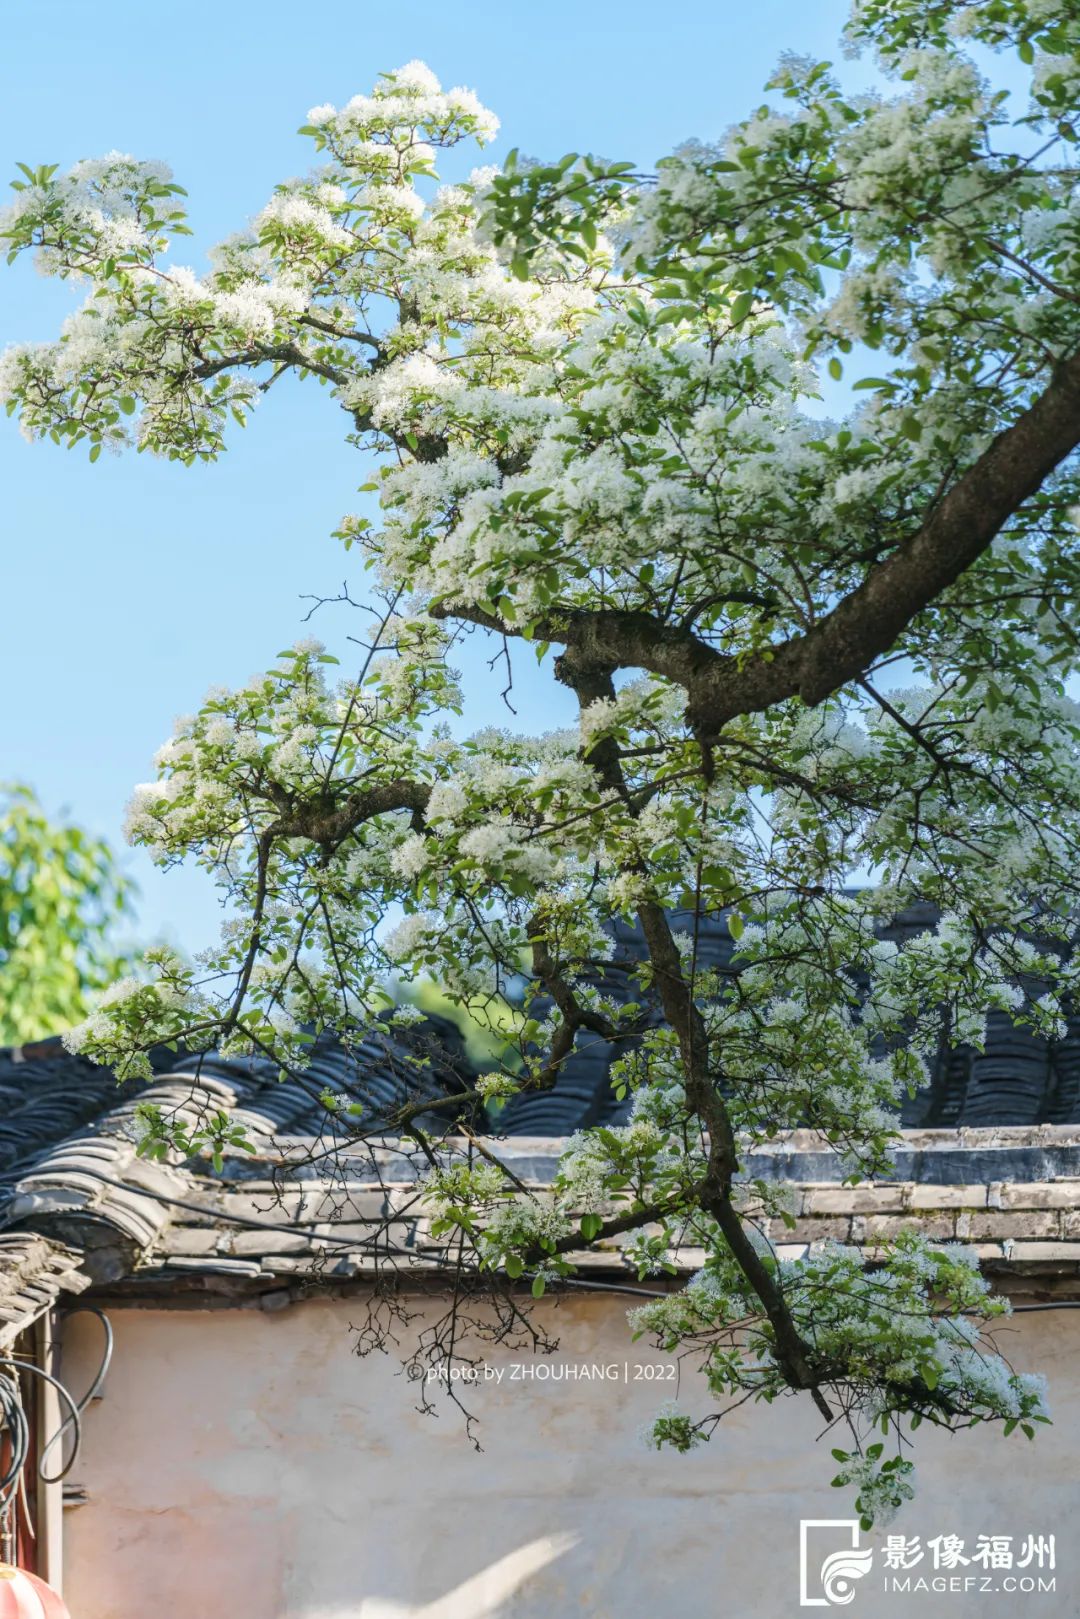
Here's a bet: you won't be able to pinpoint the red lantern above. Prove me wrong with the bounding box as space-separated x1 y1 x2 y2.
0 1568 69 1619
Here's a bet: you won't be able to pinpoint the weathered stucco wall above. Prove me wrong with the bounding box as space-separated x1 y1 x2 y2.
61 1299 1076 1619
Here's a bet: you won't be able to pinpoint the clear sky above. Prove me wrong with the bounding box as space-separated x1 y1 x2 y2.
0 0 859 954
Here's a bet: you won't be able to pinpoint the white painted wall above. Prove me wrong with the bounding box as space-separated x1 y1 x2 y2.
60 1297 1076 1618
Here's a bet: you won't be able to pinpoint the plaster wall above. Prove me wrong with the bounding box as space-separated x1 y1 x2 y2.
60 1297 1078 1619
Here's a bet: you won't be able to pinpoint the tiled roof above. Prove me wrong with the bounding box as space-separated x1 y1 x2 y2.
0 1018 473 1184
2 902 1080 1319
36 1132 1080 1310
0 1021 474 1332
0 1231 89 1348
500 906 1080 1134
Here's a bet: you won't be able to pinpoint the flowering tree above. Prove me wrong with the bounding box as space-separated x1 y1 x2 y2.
3 0 1079 1524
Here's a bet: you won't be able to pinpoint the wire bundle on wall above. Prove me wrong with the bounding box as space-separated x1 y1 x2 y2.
0 1309 112 1566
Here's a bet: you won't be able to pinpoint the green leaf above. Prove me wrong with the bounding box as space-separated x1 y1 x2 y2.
730 291 755 326
531 1274 546 1298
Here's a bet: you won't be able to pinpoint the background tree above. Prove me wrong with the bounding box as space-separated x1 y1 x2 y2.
2 0 1078 1525
0 783 135 1044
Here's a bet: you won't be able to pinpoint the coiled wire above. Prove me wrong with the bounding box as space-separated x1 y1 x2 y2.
0 1307 113 1534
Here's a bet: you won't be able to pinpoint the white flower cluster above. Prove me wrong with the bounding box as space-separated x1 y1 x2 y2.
482 1195 572 1253
307 61 499 149
831 1454 915 1529
7 25 1080 1517
420 1159 508 1219
474 1072 519 1101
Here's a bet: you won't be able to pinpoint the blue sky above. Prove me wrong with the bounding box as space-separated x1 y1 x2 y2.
0 0 859 953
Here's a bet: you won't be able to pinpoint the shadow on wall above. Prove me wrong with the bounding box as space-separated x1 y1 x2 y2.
350 1533 579 1618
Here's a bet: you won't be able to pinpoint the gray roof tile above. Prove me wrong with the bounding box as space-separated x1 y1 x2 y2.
3 904 1080 1302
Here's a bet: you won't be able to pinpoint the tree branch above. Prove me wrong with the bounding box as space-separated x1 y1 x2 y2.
436 349 1080 742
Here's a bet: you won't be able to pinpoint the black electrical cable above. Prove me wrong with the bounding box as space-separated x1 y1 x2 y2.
1009 1300 1080 1312
36 1307 113 1480
74 1167 656 1293
0 1371 29 1512
5 1147 1078 1547
0 1297 114 1543
0 1363 83 1487
80 1169 404 1252
51 1168 1080 1309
